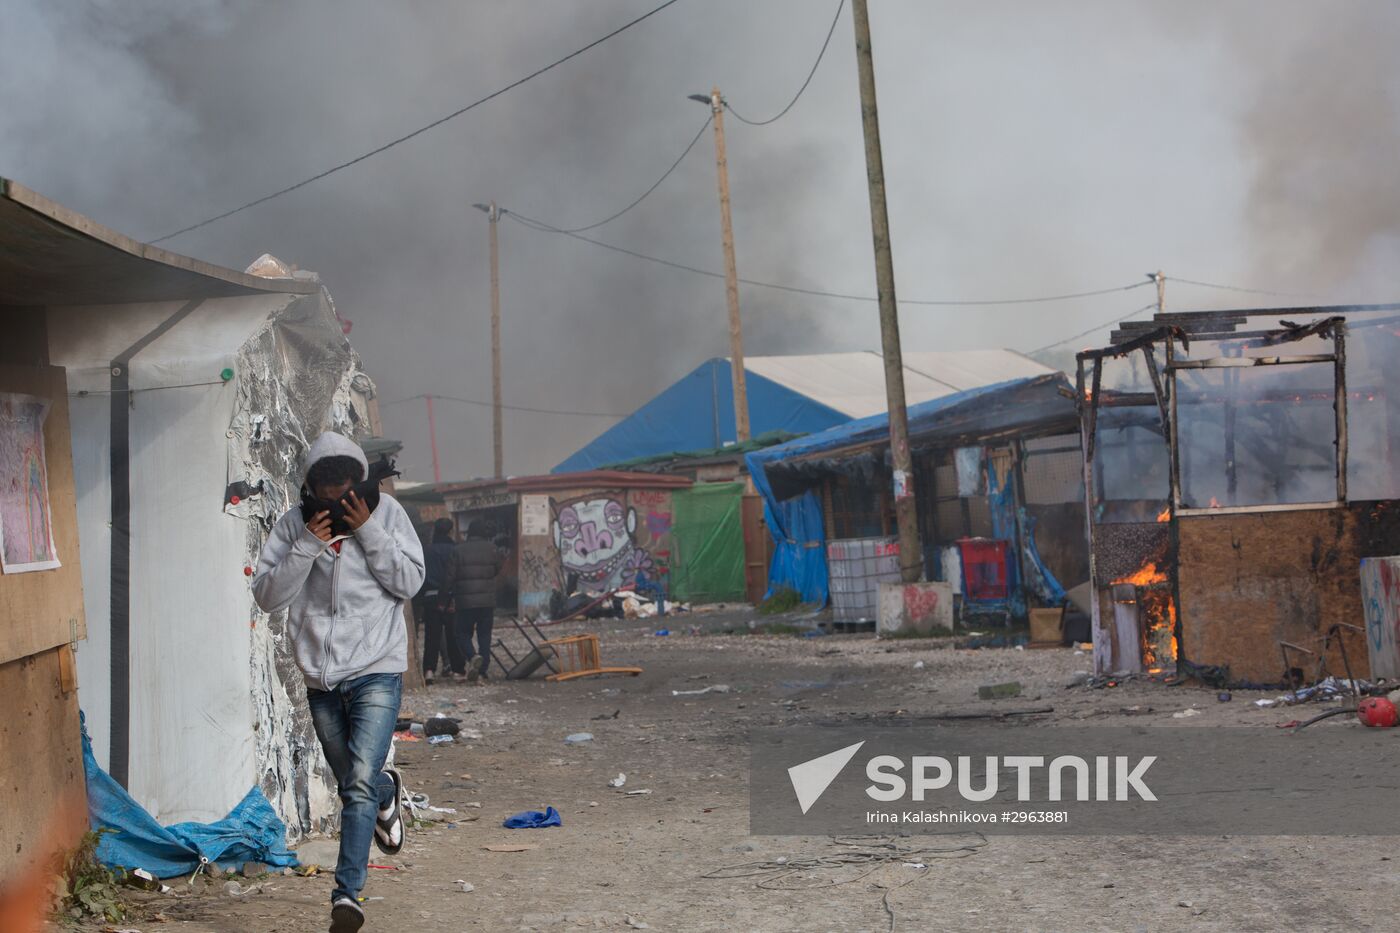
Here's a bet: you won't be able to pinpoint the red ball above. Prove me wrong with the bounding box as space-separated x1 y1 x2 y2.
229 495 241 505
243 566 254 577
1357 696 1399 728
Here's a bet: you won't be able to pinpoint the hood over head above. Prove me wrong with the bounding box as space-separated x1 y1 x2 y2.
304 431 369 484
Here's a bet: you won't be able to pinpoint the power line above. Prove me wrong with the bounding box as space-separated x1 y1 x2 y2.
531 116 711 233
724 0 846 126
506 210 1151 307
148 0 687 244
1026 303 1158 355
385 392 626 419
1167 276 1311 299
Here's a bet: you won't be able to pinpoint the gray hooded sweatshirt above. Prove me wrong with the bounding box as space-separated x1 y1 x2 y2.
252 432 425 691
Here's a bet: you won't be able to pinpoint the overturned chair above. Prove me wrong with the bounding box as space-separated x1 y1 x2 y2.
494 619 643 682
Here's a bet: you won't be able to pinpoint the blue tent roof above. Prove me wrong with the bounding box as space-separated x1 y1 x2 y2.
746 373 1076 502
553 358 849 473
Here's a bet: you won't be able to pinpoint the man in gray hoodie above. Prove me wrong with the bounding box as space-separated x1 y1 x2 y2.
252 432 424 933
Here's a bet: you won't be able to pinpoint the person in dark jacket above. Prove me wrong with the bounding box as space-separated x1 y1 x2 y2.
445 519 501 681
418 518 462 684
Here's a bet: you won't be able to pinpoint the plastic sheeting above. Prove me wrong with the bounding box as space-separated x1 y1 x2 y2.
49 290 361 839
83 713 299 878
748 374 1077 503
669 483 745 604
743 476 827 605
746 375 1077 606
554 359 847 472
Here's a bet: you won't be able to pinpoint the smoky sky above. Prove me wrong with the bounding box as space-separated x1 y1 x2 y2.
3 1 1398 480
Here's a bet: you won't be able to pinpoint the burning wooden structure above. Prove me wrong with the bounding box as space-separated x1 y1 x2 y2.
1077 303 1400 681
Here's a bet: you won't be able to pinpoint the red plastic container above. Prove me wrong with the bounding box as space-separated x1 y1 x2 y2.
958 538 1009 600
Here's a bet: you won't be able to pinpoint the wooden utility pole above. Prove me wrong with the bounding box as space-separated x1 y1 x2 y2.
704 87 752 443
851 0 920 582
486 202 505 477
424 394 442 483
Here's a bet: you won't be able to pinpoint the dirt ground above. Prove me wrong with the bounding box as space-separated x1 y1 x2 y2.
72 614 1400 933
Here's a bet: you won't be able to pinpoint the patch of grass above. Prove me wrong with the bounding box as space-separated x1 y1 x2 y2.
757 587 802 615
59 830 128 925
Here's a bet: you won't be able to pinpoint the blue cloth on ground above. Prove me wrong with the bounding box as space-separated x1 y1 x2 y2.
81 712 300 878
503 806 562 829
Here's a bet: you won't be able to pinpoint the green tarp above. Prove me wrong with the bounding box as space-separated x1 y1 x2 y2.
670 483 746 604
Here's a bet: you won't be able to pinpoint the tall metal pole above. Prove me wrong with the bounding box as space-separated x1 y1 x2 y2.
424 394 442 484
1154 270 1165 314
706 87 753 443
488 201 504 477
851 0 920 582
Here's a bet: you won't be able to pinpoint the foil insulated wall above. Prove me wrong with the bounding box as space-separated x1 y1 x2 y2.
228 290 364 839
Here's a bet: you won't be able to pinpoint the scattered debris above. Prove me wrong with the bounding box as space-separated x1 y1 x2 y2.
503 807 562 829
1066 672 1092 688
592 710 621 720
428 734 454 746
564 732 594 745
1171 708 1202 719
1254 677 1373 708
626 916 650 930
608 773 627 788
454 880 475 893
977 681 1023 700
425 716 461 737
483 844 538 853
913 661 926 670
671 685 732 696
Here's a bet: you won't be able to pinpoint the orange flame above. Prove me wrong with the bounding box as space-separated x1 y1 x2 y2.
1114 561 1168 588
1156 507 1171 523
1209 497 1221 509
1113 563 1178 671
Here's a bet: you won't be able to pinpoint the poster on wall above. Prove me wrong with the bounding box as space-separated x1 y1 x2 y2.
520 494 551 537
0 392 60 573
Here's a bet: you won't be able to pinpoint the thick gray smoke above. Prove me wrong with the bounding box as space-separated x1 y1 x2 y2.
1228 2 1400 294
3 1 1396 478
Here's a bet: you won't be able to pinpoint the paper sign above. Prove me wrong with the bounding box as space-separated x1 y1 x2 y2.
0 393 60 573
521 495 551 537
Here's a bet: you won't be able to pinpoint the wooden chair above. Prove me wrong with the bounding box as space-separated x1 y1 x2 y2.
541 633 643 683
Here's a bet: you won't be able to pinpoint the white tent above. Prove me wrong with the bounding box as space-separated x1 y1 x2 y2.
50 288 365 833
0 179 378 836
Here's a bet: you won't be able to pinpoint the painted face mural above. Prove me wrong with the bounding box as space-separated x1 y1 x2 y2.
554 497 645 591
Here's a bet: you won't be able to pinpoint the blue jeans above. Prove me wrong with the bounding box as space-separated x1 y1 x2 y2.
307 672 402 903
455 605 494 675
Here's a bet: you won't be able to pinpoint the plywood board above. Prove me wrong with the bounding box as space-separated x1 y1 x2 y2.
0 365 85 664
0 646 85 878
1177 508 1371 683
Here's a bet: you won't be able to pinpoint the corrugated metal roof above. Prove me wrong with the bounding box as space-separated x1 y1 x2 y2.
0 178 321 305
438 470 692 496
742 350 1055 418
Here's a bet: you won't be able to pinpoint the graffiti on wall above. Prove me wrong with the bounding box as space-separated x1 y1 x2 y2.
519 548 560 594
1361 556 1400 680
554 496 657 591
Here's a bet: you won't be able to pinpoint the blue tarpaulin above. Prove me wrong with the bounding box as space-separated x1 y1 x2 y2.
746 375 1077 603
555 359 848 472
82 713 299 878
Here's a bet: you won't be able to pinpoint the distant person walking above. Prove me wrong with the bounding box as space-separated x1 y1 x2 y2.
418 518 463 684
446 519 501 681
